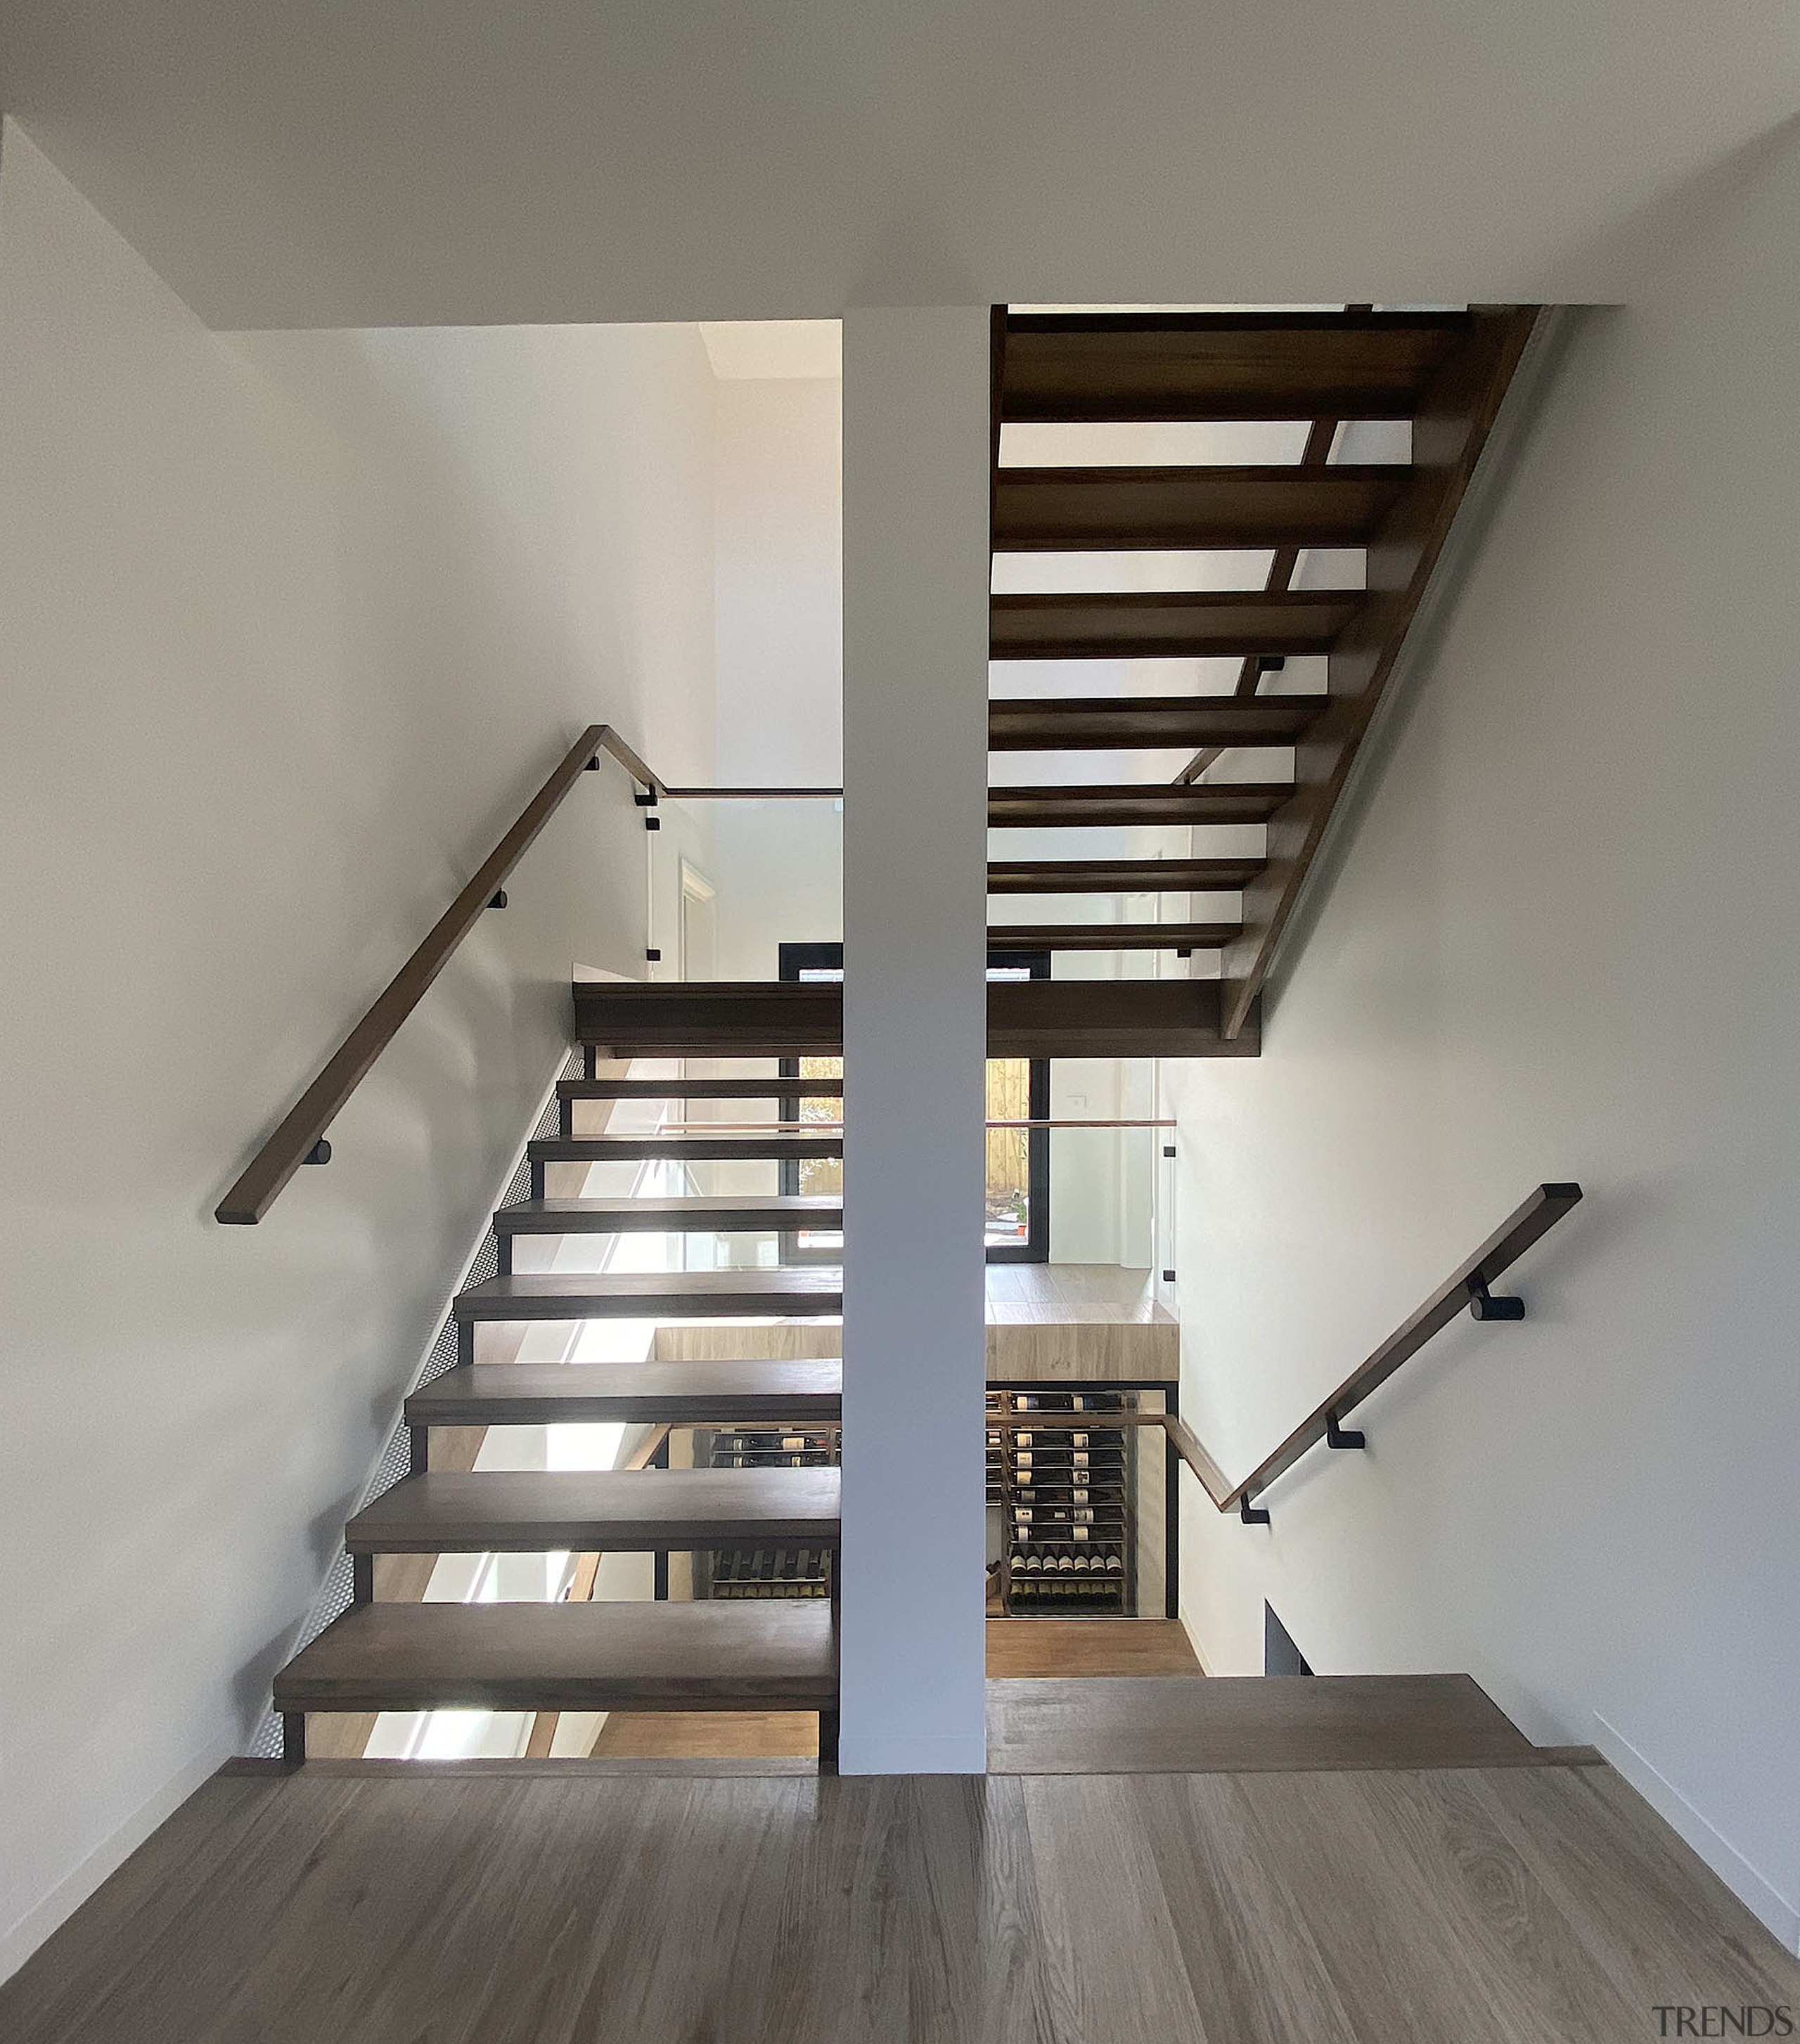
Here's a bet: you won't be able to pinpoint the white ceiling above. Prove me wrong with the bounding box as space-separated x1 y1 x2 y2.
2 0 1798 326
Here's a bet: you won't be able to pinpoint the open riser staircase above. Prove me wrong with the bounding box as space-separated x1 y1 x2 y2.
251 304 1560 1780
272 1048 850 1768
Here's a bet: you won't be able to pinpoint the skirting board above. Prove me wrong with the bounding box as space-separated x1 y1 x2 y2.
1593 1711 1800 1956
0 1732 233 1986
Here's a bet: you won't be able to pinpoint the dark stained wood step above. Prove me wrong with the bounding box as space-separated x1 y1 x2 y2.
456 1270 844 1321
990 589 1360 661
345 1467 841 1554
993 466 1408 552
528 1132 842 1164
989 857 1264 894
575 982 842 1057
558 1076 844 1101
989 923 1238 953
406 1359 843 1428
985 1673 1538 1773
274 1600 838 1714
574 979 1260 1059
494 1195 842 1236
999 311 1469 423
990 694 1329 752
989 783 1290 828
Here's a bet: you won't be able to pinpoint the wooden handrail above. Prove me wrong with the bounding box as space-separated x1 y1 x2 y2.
1162 1183 1583 1515
217 725 657 1224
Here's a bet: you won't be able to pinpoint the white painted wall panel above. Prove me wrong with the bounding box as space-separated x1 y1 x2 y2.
0 123 716 1974
1169 134 1800 1948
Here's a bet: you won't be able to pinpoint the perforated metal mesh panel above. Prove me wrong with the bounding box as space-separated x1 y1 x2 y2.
245 1052 581 1758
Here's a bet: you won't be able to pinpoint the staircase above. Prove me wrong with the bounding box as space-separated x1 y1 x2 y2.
988 304 1540 1024
271 1055 847 1768
262 305 1549 1777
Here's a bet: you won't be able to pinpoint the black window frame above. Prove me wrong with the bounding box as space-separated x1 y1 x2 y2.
775 941 1049 1264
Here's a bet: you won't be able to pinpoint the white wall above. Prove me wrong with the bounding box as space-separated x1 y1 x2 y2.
710 802 843 982
0 122 718 1975
714 375 842 787
702 367 843 977
1169 135 1800 1949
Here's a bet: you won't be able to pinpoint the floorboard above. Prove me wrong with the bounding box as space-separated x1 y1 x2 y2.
986 1673 1543 1773
4 1764 1795 2043
985 1619 1202 1678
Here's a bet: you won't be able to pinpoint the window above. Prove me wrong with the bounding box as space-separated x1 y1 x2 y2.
776 942 1048 1263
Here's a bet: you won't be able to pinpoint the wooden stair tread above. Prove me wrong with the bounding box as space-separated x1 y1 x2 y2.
274 1599 838 1713
993 465 1408 551
989 783 1290 828
574 979 1257 1060
575 982 844 1057
990 693 1328 751
985 1673 1539 1773
988 923 1238 952
999 311 1469 421
990 589 1359 660
345 1467 842 1553
989 858 1264 894
558 1076 843 1100
406 1358 843 1426
529 1132 841 1162
456 1269 844 1320
494 1195 842 1234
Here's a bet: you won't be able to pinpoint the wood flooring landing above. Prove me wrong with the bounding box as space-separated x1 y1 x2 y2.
6 1766 1794 2043
986 1673 1545 1774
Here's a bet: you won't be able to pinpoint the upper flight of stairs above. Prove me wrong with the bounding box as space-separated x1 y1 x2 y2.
988 305 1541 1028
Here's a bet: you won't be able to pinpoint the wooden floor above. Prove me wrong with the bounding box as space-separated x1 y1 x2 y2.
655 1262 1178 1381
589 1708 821 1758
986 1617 1202 1678
985 1261 1179 1382
986 1674 1551 1774
6 1763 1794 2043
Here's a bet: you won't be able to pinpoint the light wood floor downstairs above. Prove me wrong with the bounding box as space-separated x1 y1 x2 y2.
587 1620 1207 1758
4 1761 1795 2043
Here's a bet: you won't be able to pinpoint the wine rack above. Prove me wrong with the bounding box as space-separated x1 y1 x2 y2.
988 1389 1136 1616
697 1424 840 1601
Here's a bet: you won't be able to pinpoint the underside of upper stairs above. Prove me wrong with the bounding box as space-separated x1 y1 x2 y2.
988 305 1543 1037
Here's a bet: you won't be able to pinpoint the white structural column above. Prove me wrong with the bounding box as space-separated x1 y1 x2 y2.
838 307 993 1773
